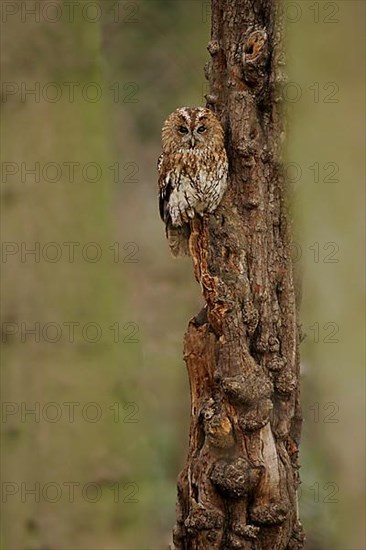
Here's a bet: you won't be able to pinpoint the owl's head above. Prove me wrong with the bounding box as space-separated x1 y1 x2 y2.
162 107 224 153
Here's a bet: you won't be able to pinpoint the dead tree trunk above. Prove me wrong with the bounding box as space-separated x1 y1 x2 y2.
173 1 304 549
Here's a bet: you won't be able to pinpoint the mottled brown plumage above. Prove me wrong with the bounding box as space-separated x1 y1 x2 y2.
158 107 228 256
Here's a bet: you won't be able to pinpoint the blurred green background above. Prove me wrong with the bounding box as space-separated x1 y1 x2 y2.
1 1 364 549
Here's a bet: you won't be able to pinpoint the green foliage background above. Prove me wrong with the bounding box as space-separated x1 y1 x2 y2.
1 1 364 549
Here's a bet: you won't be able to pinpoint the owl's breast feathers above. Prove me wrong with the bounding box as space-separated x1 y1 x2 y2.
157 149 227 228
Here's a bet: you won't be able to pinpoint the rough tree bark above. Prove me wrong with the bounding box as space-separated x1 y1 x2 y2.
173 1 304 549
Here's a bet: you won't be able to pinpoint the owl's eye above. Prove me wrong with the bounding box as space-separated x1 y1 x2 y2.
178 126 189 134
197 125 206 133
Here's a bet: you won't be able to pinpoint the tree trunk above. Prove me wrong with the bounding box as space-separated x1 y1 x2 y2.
173 1 304 549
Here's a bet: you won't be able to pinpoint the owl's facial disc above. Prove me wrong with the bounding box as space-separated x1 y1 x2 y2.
172 109 215 150
193 124 208 147
176 124 194 148
178 125 189 135
177 123 209 149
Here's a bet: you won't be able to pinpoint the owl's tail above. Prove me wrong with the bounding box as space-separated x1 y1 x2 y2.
166 222 190 257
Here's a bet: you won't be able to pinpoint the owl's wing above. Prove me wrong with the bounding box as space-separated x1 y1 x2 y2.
157 153 172 223
157 153 191 257
159 180 172 223
157 153 164 172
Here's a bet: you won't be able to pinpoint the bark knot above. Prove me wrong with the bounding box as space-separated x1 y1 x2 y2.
210 457 261 498
242 27 269 87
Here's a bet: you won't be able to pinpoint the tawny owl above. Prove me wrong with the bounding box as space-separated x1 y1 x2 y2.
157 107 228 256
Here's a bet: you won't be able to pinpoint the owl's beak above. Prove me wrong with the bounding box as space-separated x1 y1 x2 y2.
190 136 196 148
